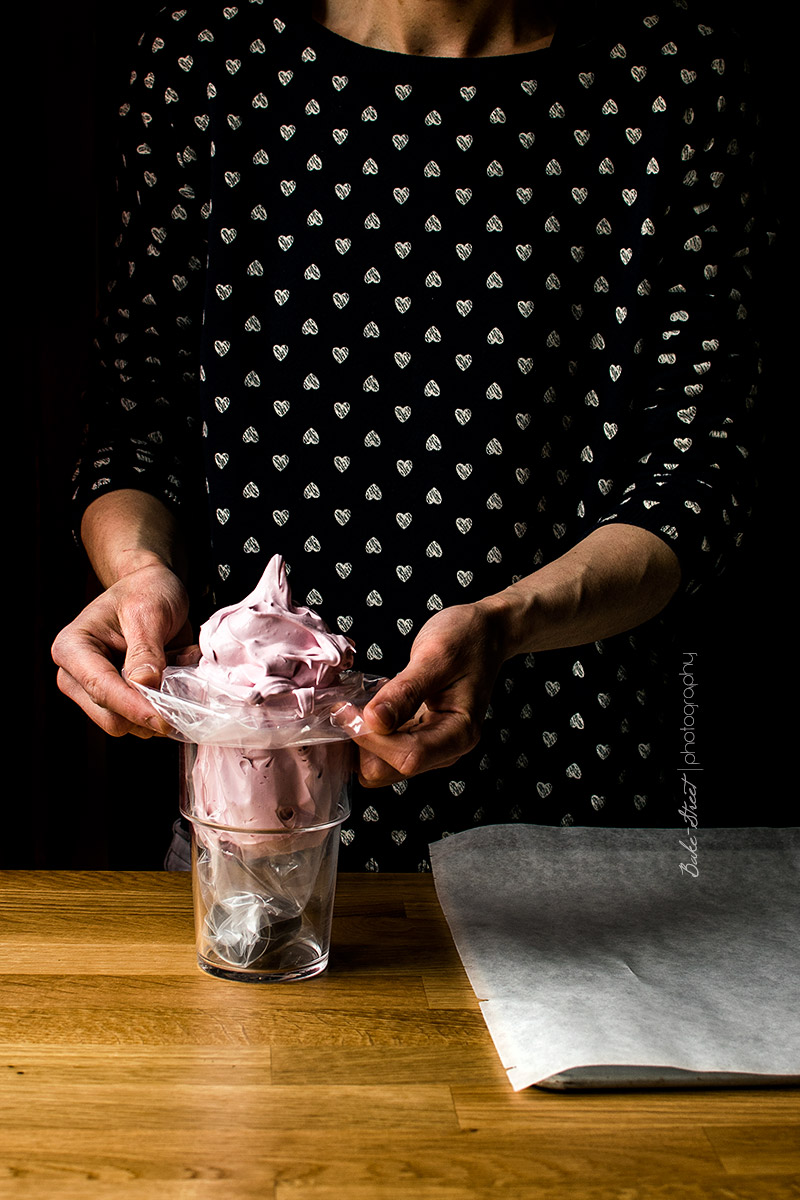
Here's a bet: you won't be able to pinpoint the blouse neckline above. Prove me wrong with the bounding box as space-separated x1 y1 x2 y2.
290 1 600 71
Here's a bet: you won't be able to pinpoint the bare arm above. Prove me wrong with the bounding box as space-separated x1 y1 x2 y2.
80 489 188 589
481 523 681 659
52 490 192 738
356 524 680 785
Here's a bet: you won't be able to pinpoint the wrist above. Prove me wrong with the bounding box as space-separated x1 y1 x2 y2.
112 550 179 583
474 587 533 664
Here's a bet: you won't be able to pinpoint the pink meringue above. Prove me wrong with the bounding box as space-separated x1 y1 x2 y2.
190 556 354 843
196 554 353 707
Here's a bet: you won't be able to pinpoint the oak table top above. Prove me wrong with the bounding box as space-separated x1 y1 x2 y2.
0 871 798 1199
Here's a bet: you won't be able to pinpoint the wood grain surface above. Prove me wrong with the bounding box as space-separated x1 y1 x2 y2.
0 872 798 1198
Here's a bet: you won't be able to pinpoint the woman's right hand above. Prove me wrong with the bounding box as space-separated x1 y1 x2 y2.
52 562 193 738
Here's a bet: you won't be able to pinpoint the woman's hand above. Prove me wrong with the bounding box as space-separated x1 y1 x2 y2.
353 524 681 786
52 563 192 738
355 600 507 787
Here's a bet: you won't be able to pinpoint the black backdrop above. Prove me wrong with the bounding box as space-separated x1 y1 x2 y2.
16 0 793 869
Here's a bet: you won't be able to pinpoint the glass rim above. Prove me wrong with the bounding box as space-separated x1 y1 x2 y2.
179 794 351 837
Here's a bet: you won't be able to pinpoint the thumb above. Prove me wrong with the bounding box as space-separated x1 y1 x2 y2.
118 581 186 690
363 662 440 734
121 622 169 691
123 652 166 691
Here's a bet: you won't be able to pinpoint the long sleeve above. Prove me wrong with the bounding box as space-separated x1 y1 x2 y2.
590 25 769 592
61 0 775 862
73 16 211 524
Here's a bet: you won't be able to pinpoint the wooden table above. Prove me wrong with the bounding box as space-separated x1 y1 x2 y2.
1 872 798 1198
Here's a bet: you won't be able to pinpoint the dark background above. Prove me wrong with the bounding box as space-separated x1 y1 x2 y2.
16 1 792 869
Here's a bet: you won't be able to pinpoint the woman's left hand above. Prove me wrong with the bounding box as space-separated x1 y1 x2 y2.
353 525 683 787
354 600 507 787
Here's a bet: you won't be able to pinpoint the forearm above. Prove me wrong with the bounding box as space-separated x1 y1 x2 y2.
81 490 188 588
479 524 682 661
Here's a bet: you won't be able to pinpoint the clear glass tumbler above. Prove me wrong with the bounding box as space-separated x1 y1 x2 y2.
180 742 351 982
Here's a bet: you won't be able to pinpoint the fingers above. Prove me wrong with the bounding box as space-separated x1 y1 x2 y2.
54 659 168 738
355 706 479 788
362 662 448 735
51 566 190 737
52 616 173 735
355 603 505 787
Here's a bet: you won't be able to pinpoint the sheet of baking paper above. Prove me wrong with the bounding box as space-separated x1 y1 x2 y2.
429 826 800 1091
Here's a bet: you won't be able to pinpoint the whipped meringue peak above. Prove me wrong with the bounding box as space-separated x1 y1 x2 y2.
196 555 354 702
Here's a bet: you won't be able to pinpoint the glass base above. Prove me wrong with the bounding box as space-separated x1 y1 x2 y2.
197 954 329 983
197 925 329 982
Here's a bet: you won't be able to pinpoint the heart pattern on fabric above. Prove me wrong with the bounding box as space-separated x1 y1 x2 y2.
85 4 759 870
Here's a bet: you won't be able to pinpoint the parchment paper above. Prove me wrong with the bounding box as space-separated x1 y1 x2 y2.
429 825 800 1091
